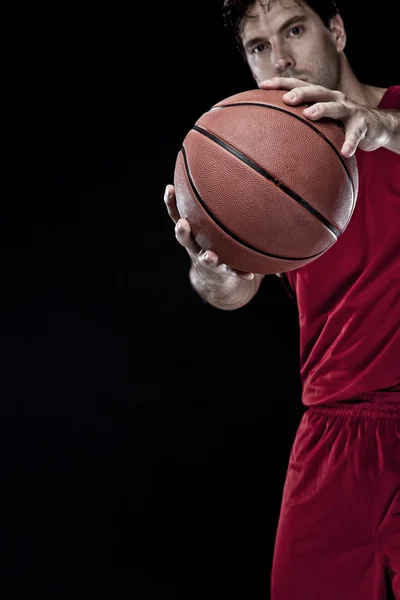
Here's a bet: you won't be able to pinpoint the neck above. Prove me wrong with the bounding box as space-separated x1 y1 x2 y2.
337 53 386 108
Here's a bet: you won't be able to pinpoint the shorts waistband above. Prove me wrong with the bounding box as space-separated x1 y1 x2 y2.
308 392 400 419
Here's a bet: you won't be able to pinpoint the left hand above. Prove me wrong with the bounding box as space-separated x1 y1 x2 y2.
260 77 389 157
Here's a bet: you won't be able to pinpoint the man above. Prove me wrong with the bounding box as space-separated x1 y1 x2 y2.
164 1 400 597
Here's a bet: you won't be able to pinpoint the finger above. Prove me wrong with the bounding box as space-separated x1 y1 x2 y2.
260 77 309 90
341 124 367 157
223 264 254 280
200 249 219 267
303 101 348 120
282 88 342 105
196 248 228 274
198 250 254 279
175 219 202 254
199 251 254 279
164 185 180 223
198 252 253 280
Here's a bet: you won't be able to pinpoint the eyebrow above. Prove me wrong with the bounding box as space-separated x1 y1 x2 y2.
244 14 308 51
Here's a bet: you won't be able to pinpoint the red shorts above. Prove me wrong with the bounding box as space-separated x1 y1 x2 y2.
271 393 400 600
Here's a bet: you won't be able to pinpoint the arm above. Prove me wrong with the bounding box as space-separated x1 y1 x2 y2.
165 184 270 311
379 109 400 155
189 266 265 311
260 78 400 156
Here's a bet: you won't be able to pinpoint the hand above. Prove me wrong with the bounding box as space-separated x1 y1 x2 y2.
164 184 254 280
260 77 390 157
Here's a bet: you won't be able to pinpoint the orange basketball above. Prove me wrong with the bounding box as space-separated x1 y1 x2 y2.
173 88 359 274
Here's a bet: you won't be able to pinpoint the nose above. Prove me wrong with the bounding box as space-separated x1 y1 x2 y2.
271 45 294 73
274 57 294 72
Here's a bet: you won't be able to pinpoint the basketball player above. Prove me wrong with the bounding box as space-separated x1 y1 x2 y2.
164 1 400 598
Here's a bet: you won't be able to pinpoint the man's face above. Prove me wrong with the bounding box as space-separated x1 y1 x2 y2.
240 0 343 89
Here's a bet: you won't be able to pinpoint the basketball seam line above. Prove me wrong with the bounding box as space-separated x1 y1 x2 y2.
211 101 354 204
180 144 332 262
193 124 340 238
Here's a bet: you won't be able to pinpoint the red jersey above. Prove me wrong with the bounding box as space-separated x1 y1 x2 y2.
281 85 400 406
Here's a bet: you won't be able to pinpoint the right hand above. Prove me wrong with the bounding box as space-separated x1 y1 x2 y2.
164 184 254 281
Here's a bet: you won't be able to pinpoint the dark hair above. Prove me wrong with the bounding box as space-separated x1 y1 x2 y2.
222 0 340 56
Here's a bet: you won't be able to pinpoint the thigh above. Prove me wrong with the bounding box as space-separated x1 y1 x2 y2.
270 409 387 600
374 417 400 599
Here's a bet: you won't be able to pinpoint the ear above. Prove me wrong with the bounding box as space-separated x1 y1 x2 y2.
329 14 346 52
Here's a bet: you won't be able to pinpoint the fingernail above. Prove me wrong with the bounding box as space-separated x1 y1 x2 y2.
284 91 296 100
342 143 353 156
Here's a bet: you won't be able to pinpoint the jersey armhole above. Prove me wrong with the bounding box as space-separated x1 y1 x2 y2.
280 273 298 307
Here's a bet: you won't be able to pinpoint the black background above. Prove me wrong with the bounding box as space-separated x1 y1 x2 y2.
2 2 397 598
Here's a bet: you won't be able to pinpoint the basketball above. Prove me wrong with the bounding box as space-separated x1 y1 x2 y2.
173 88 359 275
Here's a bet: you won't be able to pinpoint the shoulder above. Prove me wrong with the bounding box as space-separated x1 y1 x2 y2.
375 87 388 107
365 85 388 108
376 85 400 109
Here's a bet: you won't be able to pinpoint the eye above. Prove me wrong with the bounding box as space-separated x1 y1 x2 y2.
290 26 303 36
253 44 267 54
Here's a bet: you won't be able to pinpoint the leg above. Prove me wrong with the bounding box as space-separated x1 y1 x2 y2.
270 408 387 600
375 420 400 599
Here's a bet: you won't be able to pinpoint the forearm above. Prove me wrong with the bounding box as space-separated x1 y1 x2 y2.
381 109 400 154
189 264 260 311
